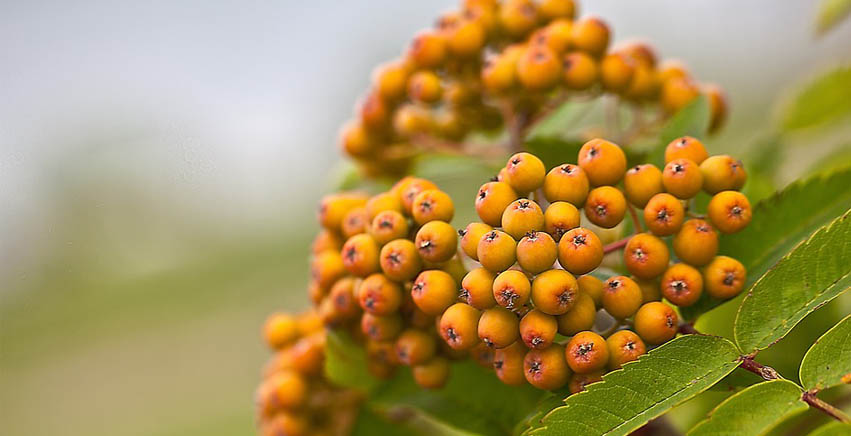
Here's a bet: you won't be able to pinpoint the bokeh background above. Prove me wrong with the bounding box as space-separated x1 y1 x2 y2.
2 1 850 435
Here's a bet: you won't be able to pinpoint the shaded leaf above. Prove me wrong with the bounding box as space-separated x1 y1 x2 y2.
646 96 710 167
809 421 851 436
799 313 851 390
352 407 420 436
734 209 851 353
524 136 584 170
324 329 381 393
687 380 807 436
530 335 740 436
816 0 851 36
780 67 851 131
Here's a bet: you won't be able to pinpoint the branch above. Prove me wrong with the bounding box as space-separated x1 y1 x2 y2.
738 356 781 380
508 109 531 153
802 391 851 424
603 236 632 254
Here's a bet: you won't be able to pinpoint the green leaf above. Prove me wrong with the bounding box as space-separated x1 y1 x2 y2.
524 136 584 170
808 421 851 436
646 95 710 167
799 313 851 390
808 144 851 175
780 67 851 132
529 335 740 436
734 209 851 353
816 0 851 36
324 329 382 393
352 407 419 436
687 380 807 436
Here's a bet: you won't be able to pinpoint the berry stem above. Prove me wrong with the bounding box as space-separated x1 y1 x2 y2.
627 203 644 233
508 107 531 153
677 322 702 335
802 391 851 424
603 236 632 254
738 356 780 380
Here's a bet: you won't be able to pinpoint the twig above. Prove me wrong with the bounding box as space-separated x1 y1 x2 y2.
603 236 632 254
627 203 644 233
686 211 706 220
802 391 851 424
738 356 781 380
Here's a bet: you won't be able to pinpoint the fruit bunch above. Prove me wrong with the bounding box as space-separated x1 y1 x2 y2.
256 311 361 436
433 136 752 391
339 0 728 177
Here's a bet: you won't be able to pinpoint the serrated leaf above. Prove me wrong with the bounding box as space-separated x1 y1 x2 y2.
809 421 851 436
524 136 584 170
646 95 710 167
530 335 740 436
324 329 382 393
687 380 807 436
816 0 851 36
780 67 851 131
799 314 851 390
734 209 851 353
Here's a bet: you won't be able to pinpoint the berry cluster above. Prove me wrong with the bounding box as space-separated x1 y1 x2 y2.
339 0 727 177
431 137 752 392
256 311 360 436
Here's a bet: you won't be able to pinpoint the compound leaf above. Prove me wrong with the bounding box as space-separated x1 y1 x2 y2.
808 421 851 436
646 96 710 167
799 314 851 390
780 66 851 131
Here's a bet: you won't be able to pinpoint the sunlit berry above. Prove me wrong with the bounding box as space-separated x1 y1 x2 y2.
505 152 547 194
562 51 598 90
478 230 518 272
532 269 579 315
412 270 458 316
493 269 532 309
544 201 581 242
577 138 627 186
415 220 458 263
517 231 558 274
660 263 703 307
665 136 709 165
634 301 678 344
556 291 596 335
570 16 610 57
602 276 643 319
584 186 627 229
494 341 528 386
624 164 664 208
577 274 604 308
461 267 498 309
672 219 718 266
520 309 558 349
459 222 493 261
700 155 747 194
408 31 448 69
662 158 703 199
600 52 635 92
502 199 545 239
703 256 746 299
342 233 381 277
361 312 404 341
565 331 609 373
475 181 519 227
412 189 455 225
370 210 410 245
478 307 520 348
624 233 670 280
544 163 590 206
439 302 482 350
643 193 685 236
517 45 563 91
358 273 402 316
606 329 646 369
707 191 752 234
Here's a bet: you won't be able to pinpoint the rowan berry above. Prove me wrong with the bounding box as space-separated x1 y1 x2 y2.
493 269 532 309
378 239 420 282
329 277 362 322
494 341 528 386
445 17 486 58
412 270 458 316
624 233 670 279
373 61 411 103
672 219 718 266
532 269 579 315
342 233 381 277
461 267 499 309
584 186 627 229
434 108 468 140
398 177 439 214
657 59 689 84
606 329 646 369
412 189 455 225
544 201 581 241
505 152 547 194
339 120 376 158
478 230 518 272
318 193 367 234
312 230 343 256
366 340 398 378
361 312 404 341
261 412 307 436
264 370 307 409
370 211 409 246
393 104 433 137
358 273 402 316
561 51 598 90
707 191 752 234
520 309 558 349
660 263 704 307
341 207 369 239
289 332 325 376
665 136 709 165
359 91 392 132
366 192 404 222
602 276 643 319
406 305 436 331
499 0 539 38
439 302 482 350
703 255 746 299
524 344 571 390
621 41 657 68
600 52 635 92
643 193 685 236
662 158 703 199
413 356 450 389
517 231 558 274
475 181 519 226
661 77 700 114
568 371 604 394
700 155 747 194
502 199 545 239
296 310 323 335
624 164 664 208
565 331 609 373
482 50 518 93
558 227 604 275
704 83 728 133
308 280 325 306
577 274 604 307
310 250 346 288
472 341 496 368
408 70 443 104
633 301 678 344
395 328 437 366
415 220 458 263
531 19 572 54
635 277 662 303
517 45 563 91
623 63 659 101
457 222 491 261
539 0 575 20
408 31 448 69
478 307 520 348
570 16 610 57
577 138 627 186
264 312 298 350
556 291 596 335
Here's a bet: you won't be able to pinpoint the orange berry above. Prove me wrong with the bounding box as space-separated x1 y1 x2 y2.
672 219 718 266
517 231 558 274
412 270 458 316
342 233 381 277
328 277 362 322
643 193 685 236
624 164 664 208
475 181 518 226
318 193 368 233
478 307 521 348
519 309 558 349
478 230 518 272
310 250 346 288
459 222 493 260
413 356 450 389
570 16 609 57
661 77 700 114
558 227 604 275
493 269 532 309
565 331 609 373
524 344 571 390
660 263 704 307
530 19 572 54
407 70 443 104
531 269 579 315
665 136 709 165
562 51 598 90
704 83 729 133
600 52 635 92
505 152 547 193
544 201 581 241
395 328 437 366
398 177 439 215
538 0 576 21
543 163 590 206
663 158 703 199
635 277 662 303
517 45 563 91
461 267 498 309
577 274 604 307
621 42 657 69
657 59 689 83
361 312 404 342
439 302 482 350
415 220 458 263
499 0 539 38
393 104 433 137
370 210 410 245
359 91 391 132
623 63 659 100
707 191 752 234
703 256 746 299
358 273 402 316
341 206 369 239
366 190 404 221
584 186 627 229
577 138 627 186
339 120 376 158
408 31 447 69
602 276 643 319
412 189 455 225
556 291 596 335
606 329 646 369
263 312 298 350
624 233 670 279
264 370 307 410
312 230 343 255
502 199 545 239
494 341 528 386
700 155 747 194
568 370 604 394
288 332 325 376
261 412 307 436
379 239 421 282
482 51 518 93
373 60 411 102
471 341 496 368
634 301 678 344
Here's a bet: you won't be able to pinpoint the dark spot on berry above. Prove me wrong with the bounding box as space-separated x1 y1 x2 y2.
577 342 593 356
672 163 685 173
633 247 645 259
412 281 424 293
656 209 670 222
529 360 541 374
485 231 498 242
671 280 687 293
609 279 621 289
596 204 607 216
731 206 743 216
379 219 393 228
531 337 544 347
512 158 522 166
345 247 358 262
478 190 487 200
446 327 458 342
665 315 674 328
588 146 599 158
558 291 573 305
518 200 531 209
572 234 587 246
724 272 735 286
626 341 635 351
458 229 467 237
459 288 470 301
494 359 504 370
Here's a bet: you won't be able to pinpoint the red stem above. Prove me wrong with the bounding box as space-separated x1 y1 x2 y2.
603 236 632 254
802 392 851 424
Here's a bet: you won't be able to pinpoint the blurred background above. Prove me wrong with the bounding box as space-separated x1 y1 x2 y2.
1 1 850 435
